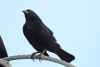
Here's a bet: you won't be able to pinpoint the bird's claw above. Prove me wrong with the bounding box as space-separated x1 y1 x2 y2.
31 52 43 62
31 52 37 62
31 50 46 62
36 54 43 62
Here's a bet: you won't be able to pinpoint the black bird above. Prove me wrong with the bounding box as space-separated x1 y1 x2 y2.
22 9 75 63
0 36 8 67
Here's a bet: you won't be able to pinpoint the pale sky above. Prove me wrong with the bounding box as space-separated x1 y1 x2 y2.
0 0 100 67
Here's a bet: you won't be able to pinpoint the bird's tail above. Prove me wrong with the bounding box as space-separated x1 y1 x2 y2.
56 48 75 63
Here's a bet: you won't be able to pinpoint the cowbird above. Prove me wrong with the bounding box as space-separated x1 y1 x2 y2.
22 9 75 63
0 36 8 67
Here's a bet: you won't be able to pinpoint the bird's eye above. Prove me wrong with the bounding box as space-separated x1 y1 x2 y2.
29 10 32 12
26 9 32 13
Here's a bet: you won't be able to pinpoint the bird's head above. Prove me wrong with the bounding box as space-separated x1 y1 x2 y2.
22 9 38 20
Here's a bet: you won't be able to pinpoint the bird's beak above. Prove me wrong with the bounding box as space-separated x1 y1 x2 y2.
22 10 29 14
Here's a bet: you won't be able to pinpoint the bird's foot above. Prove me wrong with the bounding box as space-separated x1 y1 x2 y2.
36 49 47 62
36 53 43 62
31 52 38 62
31 50 47 62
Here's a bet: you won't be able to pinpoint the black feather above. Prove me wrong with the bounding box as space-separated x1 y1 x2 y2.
22 9 75 63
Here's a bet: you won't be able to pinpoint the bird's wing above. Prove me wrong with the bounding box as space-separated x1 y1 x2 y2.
41 22 57 40
37 22 58 51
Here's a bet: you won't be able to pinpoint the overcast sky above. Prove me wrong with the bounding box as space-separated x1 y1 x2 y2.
0 0 100 67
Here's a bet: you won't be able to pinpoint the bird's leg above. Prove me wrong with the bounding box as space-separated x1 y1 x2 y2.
37 49 47 62
31 52 39 62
